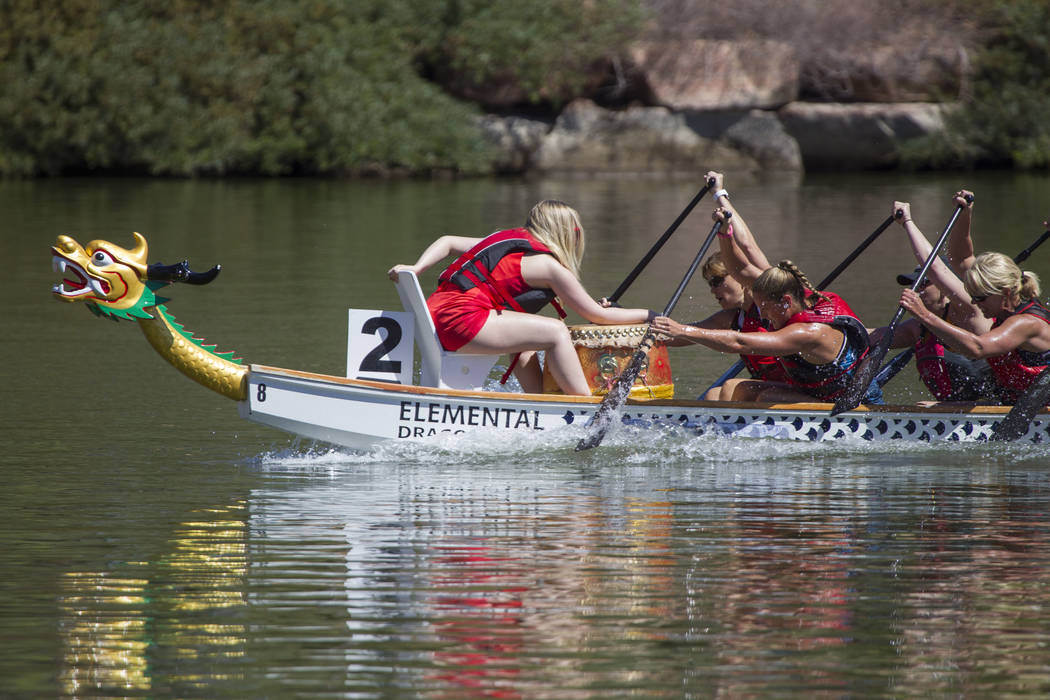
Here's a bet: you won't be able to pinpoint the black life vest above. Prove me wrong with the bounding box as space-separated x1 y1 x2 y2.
914 306 993 401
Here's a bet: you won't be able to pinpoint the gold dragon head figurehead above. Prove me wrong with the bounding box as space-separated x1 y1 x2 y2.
50 231 243 400
51 232 157 320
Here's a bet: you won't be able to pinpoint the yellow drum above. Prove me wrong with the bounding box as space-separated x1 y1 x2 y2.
542 324 674 399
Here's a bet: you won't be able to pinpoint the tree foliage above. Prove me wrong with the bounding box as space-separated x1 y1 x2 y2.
903 0 1050 169
421 0 644 105
0 0 642 177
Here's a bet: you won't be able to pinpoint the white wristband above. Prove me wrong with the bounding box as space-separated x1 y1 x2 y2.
713 189 729 200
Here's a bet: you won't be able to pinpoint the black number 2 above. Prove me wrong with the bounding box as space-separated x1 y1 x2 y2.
359 316 402 375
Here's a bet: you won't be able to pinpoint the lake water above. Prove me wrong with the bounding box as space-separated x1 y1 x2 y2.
5 171 1050 697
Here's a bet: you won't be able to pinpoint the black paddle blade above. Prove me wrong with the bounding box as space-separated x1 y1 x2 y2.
574 338 652 451
577 214 726 451
991 366 1050 441
831 328 895 415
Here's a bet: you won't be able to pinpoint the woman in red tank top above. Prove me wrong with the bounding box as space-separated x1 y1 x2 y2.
388 200 653 395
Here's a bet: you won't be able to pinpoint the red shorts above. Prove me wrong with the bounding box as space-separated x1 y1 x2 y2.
427 288 495 351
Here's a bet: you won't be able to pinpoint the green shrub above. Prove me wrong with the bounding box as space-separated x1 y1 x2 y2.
421 0 645 105
903 0 1050 169
0 0 644 177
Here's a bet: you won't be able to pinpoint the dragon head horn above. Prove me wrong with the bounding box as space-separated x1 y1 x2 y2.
126 232 149 277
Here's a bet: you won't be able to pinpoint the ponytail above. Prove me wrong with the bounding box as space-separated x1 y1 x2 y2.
966 251 1041 304
753 260 826 306
1021 270 1042 301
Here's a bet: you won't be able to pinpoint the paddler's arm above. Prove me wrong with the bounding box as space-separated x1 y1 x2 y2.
651 315 828 358
869 318 921 350
709 172 769 287
387 235 481 281
899 288 1039 359
895 201 970 302
946 189 976 274
662 308 739 346
522 255 652 325
894 200 989 335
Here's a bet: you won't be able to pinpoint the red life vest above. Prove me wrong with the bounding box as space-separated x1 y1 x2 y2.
437 228 567 318
985 298 1050 401
732 304 789 382
777 292 870 399
436 228 568 383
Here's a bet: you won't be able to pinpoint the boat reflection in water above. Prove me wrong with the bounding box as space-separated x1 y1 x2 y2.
51 436 1050 696
59 502 249 695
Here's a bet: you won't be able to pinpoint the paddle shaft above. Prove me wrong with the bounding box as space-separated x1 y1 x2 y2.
815 213 899 290
606 177 716 304
576 214 729 451
874 348 915 388
832 198 972 415
1014 229 1050 264
875 228 1050 391
700 212 899 398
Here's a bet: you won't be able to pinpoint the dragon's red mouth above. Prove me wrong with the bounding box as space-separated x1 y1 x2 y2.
52 254 111 297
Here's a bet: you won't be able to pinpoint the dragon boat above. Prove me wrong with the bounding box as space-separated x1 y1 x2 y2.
51 232 1050 450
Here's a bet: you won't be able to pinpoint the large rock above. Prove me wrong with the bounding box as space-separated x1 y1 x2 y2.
779 102 947 170
803 42 968 103
533 99 760 174
722 109 802 172
628 39 799 110
475 115 550 174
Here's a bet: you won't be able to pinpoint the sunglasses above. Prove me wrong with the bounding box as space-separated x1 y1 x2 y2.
706 275 726 288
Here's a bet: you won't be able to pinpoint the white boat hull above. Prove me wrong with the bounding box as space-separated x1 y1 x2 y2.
238 365 1050 450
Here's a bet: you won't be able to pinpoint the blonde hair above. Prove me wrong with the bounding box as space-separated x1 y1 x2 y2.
752 260 827 307
525 200 585 279
701 253 728 280
965 251 1041 303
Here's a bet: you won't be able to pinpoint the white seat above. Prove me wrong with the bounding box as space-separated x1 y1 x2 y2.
393 270 498 390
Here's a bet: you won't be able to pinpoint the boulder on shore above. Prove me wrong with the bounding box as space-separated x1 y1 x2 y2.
720 109 802 172
475 100 951 176
627 39 799 111
778 102 947 170
532 99 761 174
475 115 550 174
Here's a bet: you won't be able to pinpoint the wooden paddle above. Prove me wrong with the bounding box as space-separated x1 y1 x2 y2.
606 176 716 304
700 211 901 398
831 196 973 415
989 224 1050 441
576 213 730 451
875 228 1050 393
